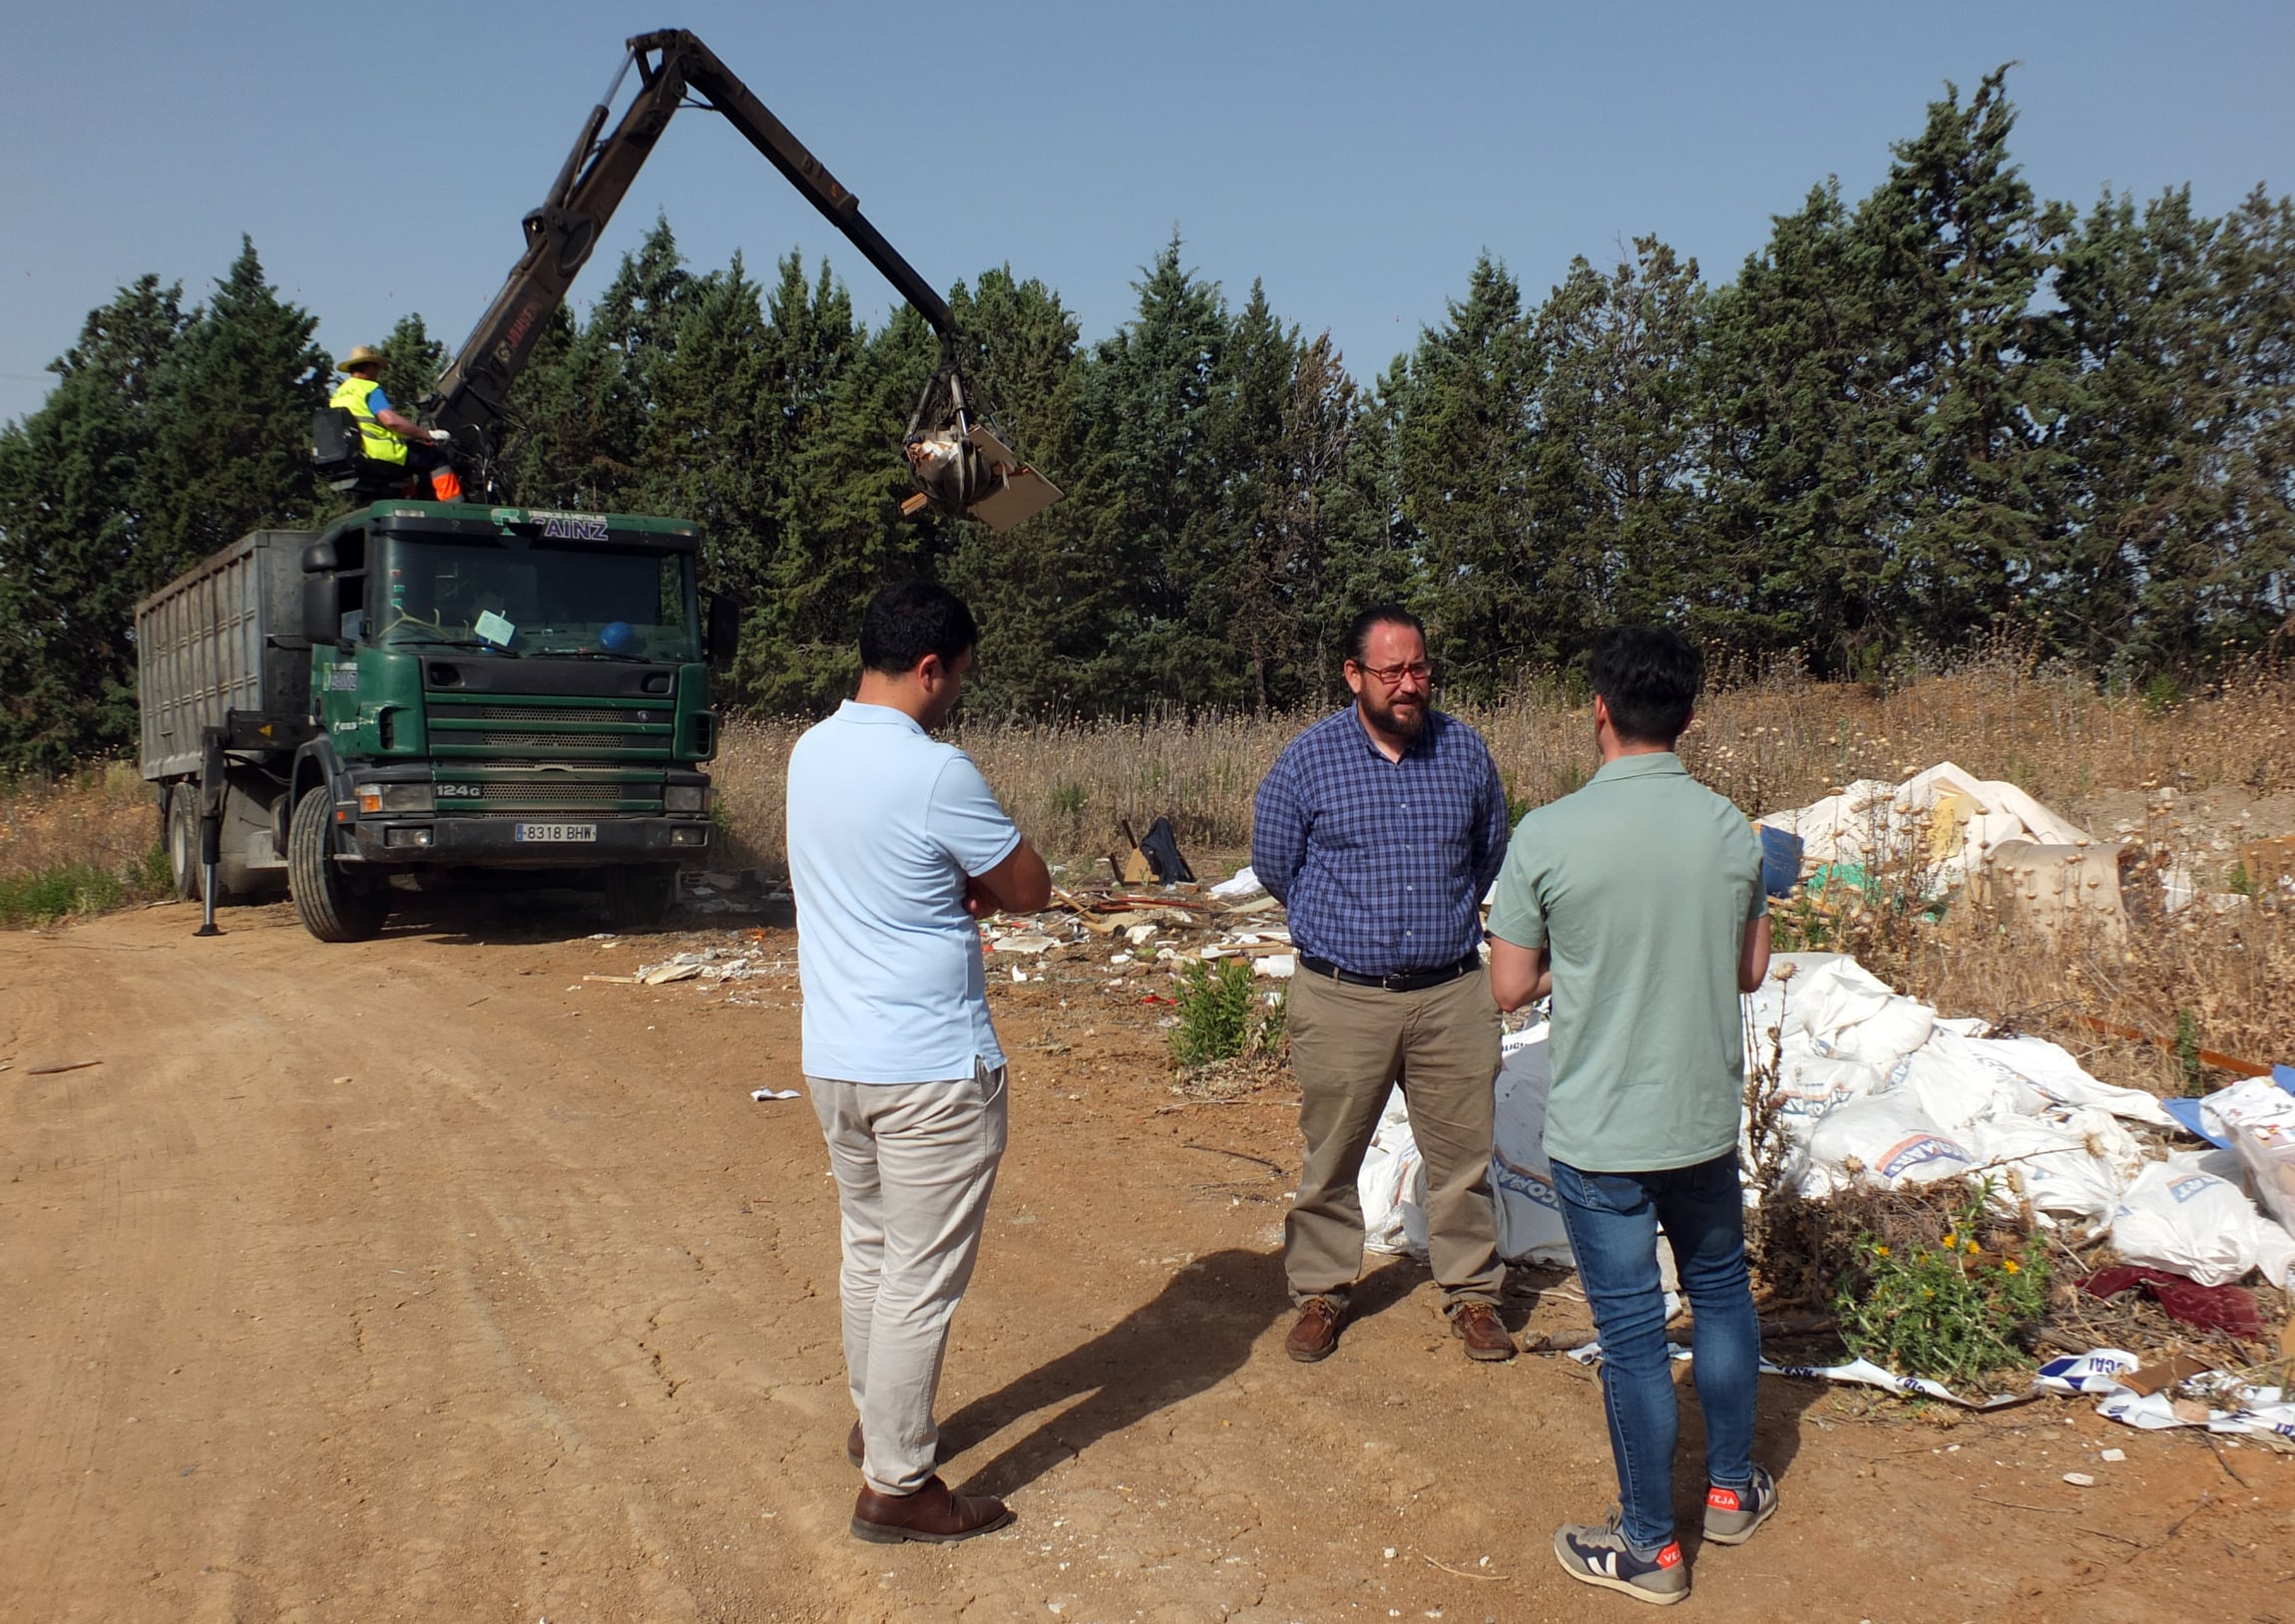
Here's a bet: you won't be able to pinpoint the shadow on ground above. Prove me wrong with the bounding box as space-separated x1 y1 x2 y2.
940 1249 1422 1497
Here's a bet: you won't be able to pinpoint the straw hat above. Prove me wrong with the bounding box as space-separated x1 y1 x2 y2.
341 345 386 372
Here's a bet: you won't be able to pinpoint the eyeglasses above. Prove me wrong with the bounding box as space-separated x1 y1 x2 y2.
1352 659 1432 687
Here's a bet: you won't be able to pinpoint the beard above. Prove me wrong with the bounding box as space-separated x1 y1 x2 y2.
1359 688 1427 738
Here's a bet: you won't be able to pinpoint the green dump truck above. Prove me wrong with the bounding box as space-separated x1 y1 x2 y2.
134 29 1055 943
137 503 724 940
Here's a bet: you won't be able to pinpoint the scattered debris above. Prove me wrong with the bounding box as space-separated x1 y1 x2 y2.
25 1059 101 1076
2082 1266 2265 1339
990 935 1059 955
751 1088 800 1102
1209 865 1265 902
1761 761 2097 899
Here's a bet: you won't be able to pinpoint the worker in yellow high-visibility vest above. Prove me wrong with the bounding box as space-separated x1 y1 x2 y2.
331 345 462 501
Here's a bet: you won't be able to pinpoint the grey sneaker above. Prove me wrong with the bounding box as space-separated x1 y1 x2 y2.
1702 1463 1778 1545
1552 1511 1688 1605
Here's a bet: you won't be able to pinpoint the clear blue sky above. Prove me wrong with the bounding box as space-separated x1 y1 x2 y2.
2 0 2288 428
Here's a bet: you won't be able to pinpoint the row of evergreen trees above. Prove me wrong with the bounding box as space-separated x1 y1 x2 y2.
2 71 2289 774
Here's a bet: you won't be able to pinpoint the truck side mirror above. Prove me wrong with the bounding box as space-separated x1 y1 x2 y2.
706 595 742 666
302 576 342 645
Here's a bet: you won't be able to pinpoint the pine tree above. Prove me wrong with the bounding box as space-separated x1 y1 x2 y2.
1705 180 1903 670
0 276 190 769
635 252 774 581
1856 70 2072 652
150 237 331 565
376 312 446 415
1391 254 1541 692
732 252 867 709
1527 238 1716 646
1089 234 1238 706
938 267 1112 713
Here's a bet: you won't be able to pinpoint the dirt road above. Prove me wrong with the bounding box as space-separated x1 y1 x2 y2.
3 898 2286 1623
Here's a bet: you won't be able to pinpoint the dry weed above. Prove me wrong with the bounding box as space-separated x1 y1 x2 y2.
706 658 2295 875
0 761 160 884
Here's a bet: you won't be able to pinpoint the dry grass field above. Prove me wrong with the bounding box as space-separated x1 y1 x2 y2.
708 656 2295 1095
8 657 2291 1087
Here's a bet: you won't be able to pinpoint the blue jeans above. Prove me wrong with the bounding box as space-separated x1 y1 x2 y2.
1552 1153 1759 1554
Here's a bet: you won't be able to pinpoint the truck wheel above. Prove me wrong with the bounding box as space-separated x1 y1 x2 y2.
604 864 679 931
166 786 202 902
288 787 389 943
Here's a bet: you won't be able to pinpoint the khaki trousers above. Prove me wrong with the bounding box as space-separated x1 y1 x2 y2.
1284 965 1504 1309
807 1063 1008 1495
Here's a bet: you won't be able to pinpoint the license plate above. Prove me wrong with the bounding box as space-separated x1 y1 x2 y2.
514 822 597 843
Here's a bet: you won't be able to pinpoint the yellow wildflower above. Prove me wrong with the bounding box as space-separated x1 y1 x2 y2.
1873 1244 1890 1258
1942 1232 1958 1247
2002 1259 2021 1275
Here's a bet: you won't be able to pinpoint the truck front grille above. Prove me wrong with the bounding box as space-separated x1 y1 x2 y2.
447 704 624 724
440 778 665 815
425 695 675 759
450 728 638 750
474 780 659 807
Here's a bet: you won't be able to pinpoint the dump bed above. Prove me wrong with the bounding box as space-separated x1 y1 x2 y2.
136 530 314 780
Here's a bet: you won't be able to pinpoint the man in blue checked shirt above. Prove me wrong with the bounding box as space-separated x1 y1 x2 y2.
1251 605 1514 1364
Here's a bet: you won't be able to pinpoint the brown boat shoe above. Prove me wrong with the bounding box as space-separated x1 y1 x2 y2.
1449 1301 1516 1362
850 1474 1015 1544
1285 1295 1346 1363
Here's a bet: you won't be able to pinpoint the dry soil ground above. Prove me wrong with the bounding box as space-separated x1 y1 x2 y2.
4 895 2290 1624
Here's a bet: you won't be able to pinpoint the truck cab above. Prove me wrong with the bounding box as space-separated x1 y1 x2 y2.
287 500 719 934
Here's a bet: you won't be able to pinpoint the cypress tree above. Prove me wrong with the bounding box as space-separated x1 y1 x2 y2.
0 277 190 769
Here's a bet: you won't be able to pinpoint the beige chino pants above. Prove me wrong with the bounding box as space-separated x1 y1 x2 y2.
807 1063 1008 1496
1284 966 1504 1309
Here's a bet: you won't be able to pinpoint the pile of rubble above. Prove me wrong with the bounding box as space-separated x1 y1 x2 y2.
1756 758 2295 936
978 868 1294 985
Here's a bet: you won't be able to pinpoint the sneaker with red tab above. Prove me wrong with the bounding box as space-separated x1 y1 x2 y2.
1702 1462 1777 1545
1552 1510 1688 1605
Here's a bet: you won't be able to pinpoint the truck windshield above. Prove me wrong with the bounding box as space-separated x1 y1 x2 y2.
374 535 699 660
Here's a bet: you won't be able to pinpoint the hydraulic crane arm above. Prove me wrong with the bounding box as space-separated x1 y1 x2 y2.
430 28 956 452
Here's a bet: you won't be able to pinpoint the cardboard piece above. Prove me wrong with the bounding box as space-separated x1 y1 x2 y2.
2117 1351 2214 1398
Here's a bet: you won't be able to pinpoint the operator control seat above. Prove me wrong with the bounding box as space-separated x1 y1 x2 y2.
311 406 435 502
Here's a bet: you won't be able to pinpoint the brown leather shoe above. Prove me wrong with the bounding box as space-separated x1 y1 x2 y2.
1285 1296 1345 1363
850 1474 1014 1544
1450 1301 1516 1362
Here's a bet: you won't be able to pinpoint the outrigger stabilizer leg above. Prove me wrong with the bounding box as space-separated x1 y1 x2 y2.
195 730 224 938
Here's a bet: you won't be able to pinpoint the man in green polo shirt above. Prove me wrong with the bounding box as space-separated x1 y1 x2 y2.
1486 626 1775 1607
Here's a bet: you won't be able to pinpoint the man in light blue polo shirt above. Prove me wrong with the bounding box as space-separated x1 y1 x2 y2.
786 582 1050 1545
1487 626 1774 1607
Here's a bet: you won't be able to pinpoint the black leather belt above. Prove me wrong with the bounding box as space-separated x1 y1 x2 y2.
1296 951 1481 993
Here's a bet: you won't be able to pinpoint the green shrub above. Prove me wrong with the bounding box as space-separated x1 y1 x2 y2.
0 861 128 925
1170 957 1268 1066
1833 1182 2049 1389
0 843 170 927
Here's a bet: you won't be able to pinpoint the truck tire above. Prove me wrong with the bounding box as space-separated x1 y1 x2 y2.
166 786 202 902
604 864 679 931
288 787 389 943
